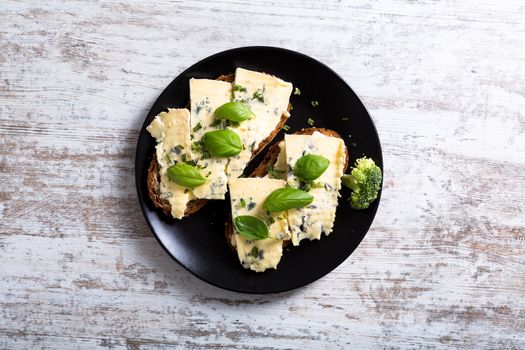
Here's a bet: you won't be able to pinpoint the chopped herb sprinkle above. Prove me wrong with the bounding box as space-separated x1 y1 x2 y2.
282 125 290 132
191 139 211 159
226 120 240 128
294 87 301 95
307 117 315 126
267 166 285 179
239 198 246 208
210 119 222 127
233 84 247 92
300 181 324 192
185 159 198 167
252 88 264 102
192 122 202 132
311 100 319 107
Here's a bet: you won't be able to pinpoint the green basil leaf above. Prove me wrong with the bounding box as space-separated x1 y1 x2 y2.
263 187 314 213
214 101 254 122
202 129 243 157
293 154 330 181
166 163 207 188
233 215 268 240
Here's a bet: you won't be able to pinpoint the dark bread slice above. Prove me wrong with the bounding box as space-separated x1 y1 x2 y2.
225 127 350 250
147 73 290 218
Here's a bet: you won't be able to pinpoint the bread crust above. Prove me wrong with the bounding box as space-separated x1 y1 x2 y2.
225 127 350 251
147 73 289 218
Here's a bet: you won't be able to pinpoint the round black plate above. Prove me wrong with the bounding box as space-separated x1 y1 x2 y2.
135 46 382 294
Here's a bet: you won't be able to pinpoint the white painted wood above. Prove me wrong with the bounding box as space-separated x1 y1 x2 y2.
1 0 524 348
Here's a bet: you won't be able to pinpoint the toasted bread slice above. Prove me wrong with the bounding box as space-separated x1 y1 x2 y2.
225 127 350 249
147 73 290 218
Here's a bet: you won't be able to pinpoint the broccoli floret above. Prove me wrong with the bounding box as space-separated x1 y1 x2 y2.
342 157 382 209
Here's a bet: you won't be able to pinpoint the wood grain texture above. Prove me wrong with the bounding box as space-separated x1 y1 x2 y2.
1 0 524 349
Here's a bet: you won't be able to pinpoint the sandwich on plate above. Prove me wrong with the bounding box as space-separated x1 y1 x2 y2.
146 67 381 272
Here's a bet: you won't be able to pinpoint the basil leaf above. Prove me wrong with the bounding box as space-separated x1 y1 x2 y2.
293 154 330 181
263 187 314 213
202 129 243 157
166 163 207 188
214 101 254 122
233 215 268 240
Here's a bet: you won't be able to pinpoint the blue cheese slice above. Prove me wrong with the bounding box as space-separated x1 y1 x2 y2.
146 108 194 219
226 68 293 178
228 178 290 272
189 79 232 199
284 132 346 245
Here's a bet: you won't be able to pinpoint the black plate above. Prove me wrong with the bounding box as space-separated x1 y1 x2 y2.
135 46 382 294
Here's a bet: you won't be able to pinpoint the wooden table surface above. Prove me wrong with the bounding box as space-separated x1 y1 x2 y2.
1 1 524 349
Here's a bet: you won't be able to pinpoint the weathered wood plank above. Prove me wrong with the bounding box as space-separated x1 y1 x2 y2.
1 0 524 349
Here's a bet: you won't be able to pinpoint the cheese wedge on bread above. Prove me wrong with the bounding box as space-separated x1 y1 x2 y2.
146 69 293 219
146 108 194 219
284 131 347 245
228 178 291 272
225 128 349 271
226 68 293 178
